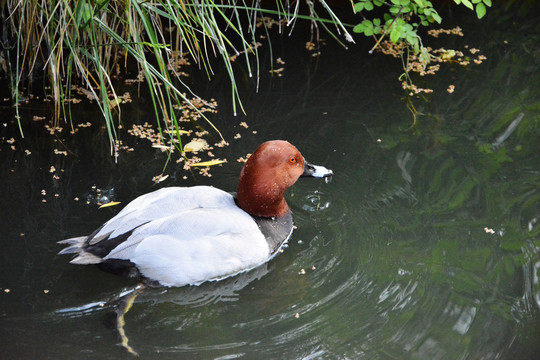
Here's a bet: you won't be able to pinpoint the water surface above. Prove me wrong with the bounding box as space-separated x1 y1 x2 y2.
1 3 539 359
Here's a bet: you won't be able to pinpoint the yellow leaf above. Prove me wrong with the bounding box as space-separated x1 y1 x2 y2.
99 201 121 208
152 144 172 149
189 159 227 167
164 129 190 134
184 139 207 152
440 50 456 61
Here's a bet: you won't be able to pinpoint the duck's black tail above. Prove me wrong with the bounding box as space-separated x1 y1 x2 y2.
57 236 102 264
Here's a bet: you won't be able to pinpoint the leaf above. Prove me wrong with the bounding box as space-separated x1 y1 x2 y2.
476 3 486 18
153 174 169 183
362 19 373 27
440 49 456 60
390 5 401 14
164 129 190 135
356 20 374 36
419 47 430 65
189 159 227 167
354 2 364 12
184 139 207 152
431 11 442 23
406 34 419 52
75 0 93 26
353 23 365 34
152 144 172 149
109 97 122 108
99 201 121 208
390 28 401 43
460 0 474 10
483 0 492 6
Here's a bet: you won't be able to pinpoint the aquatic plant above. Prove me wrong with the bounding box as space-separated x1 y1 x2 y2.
2 0 494 155
351 0 491 125
2 0 352 154
352 0 491 52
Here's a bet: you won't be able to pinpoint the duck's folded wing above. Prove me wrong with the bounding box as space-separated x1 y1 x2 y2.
81 186 234 246
104 206 269 287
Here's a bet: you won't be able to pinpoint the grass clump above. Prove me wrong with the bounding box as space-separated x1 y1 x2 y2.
1 0 353 156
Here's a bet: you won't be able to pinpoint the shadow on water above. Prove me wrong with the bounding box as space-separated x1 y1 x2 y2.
1 2 540 359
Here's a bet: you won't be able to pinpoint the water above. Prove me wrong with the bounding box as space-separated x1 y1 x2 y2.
1 3 540 359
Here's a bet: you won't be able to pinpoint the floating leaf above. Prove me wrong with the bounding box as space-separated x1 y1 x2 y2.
440 50 456 60
164 129 190 135
99 201 121 208
184 139 207 152
152 144 172 149
189 159 227 167
152 174 169 184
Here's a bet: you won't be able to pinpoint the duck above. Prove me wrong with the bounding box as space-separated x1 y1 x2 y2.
58 140 333 287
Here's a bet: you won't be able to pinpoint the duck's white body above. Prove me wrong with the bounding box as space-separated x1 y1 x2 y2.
109 186 275 286
62 187 274 287
59 140 332 287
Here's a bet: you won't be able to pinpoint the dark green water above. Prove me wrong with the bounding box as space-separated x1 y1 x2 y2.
1 3 540 359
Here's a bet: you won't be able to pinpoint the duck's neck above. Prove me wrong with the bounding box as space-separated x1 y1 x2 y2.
237 176 290 218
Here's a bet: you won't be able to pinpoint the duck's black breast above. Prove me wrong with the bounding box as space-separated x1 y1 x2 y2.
253 211 293 256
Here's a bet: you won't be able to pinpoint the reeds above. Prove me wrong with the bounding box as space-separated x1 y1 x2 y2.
3 0 351 155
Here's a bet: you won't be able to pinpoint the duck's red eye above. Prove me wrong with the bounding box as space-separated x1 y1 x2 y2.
289 157 296 163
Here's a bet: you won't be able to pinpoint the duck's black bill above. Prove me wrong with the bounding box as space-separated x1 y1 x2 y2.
302 161 333 178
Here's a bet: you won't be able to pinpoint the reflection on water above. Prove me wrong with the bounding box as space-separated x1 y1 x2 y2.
1 3 540 359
